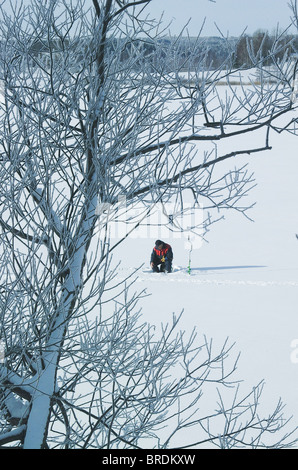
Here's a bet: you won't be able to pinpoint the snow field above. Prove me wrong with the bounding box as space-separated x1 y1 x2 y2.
109 106 298 445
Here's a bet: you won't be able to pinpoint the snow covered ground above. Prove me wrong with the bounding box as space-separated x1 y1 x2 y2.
109 116 298 444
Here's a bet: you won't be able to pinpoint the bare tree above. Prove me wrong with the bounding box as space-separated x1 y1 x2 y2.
0 0 297 449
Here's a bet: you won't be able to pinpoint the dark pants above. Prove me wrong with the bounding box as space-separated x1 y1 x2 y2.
152 260 172 273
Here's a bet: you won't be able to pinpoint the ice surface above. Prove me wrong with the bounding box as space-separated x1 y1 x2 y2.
111 123 298 433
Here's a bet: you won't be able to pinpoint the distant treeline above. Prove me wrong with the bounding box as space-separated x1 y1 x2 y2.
25 30 298 72
234 30 298 68
109 32 298 71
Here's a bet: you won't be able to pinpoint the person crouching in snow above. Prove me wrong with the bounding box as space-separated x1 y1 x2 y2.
150 240 173 273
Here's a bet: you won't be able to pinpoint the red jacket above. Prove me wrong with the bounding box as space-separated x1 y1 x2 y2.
151 243 173 263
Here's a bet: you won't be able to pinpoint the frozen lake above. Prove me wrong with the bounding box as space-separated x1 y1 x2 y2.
110 107 298 447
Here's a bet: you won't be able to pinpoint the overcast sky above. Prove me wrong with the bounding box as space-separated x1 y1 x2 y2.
145 0 295 36
3 1 296 38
